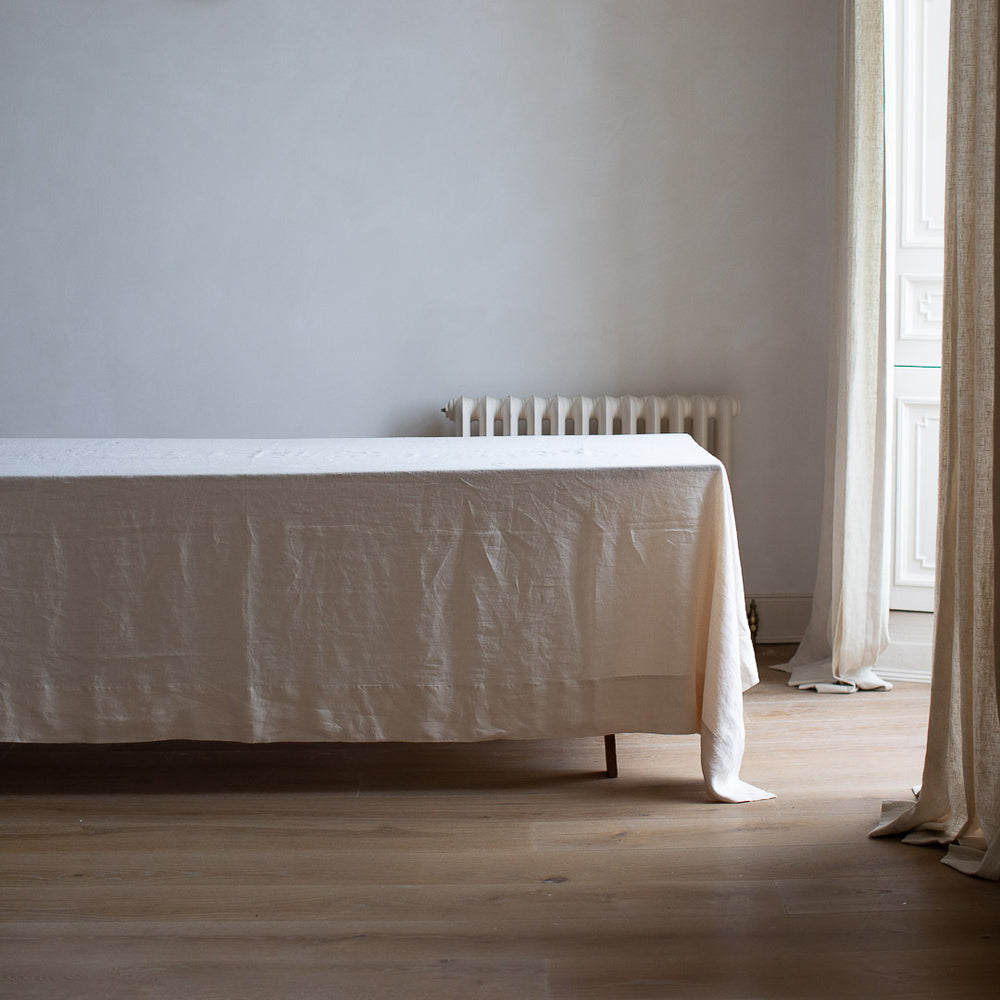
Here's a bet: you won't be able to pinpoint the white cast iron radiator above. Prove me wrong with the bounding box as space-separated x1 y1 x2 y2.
442 394 740 470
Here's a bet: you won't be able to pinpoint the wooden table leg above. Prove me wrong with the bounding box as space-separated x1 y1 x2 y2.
604 734 618 778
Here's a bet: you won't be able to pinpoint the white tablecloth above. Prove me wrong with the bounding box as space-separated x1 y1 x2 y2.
0 436 771 801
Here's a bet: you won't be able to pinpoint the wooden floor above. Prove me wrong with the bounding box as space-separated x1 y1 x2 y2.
1 647 998 999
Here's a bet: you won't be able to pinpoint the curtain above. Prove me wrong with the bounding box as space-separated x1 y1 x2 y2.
871 0 1000 880
782 0 892 694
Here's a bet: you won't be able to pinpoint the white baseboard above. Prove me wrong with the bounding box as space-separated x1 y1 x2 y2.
746 594 812 644
876 611 934 683
875 648 932 683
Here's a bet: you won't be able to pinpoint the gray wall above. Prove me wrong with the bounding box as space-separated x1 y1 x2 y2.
0 0 836 606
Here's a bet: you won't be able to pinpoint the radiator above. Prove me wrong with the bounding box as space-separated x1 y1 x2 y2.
443 394 740 470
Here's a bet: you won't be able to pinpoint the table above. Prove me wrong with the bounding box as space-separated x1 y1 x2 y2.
0 436 771 802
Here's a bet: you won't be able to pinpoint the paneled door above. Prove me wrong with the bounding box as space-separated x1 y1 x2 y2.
885 0 948 612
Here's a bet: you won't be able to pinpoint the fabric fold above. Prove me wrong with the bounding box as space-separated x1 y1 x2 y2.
701 723 775 804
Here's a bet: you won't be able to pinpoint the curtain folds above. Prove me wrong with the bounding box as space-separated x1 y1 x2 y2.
872 0 1000 880
783 0 892 694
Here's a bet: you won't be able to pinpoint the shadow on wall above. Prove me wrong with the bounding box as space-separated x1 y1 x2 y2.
386 410 453 439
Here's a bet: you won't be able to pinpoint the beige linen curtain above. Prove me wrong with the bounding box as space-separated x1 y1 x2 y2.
872 0 1000 880
783 0 892 694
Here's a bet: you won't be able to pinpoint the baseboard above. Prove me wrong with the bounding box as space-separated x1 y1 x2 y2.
875 649 932 683
875 611 934 683
746 594 811 645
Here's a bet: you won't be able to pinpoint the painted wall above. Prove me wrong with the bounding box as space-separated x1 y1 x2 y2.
0 0 836 614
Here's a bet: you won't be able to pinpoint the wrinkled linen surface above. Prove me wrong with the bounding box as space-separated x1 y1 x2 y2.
0 436 771 801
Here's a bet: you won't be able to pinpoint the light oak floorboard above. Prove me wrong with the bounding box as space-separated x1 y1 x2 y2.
1 646 997 999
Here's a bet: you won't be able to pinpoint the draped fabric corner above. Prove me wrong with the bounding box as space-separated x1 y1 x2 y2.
871 0 1000 880
783 0 892 694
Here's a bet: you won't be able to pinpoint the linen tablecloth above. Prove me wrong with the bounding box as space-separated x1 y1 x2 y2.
0 436 771 801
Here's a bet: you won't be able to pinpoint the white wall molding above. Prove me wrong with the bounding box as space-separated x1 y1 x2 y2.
888 2 946 614
893 392 940 602
900 0 949 248
899 273 944 340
